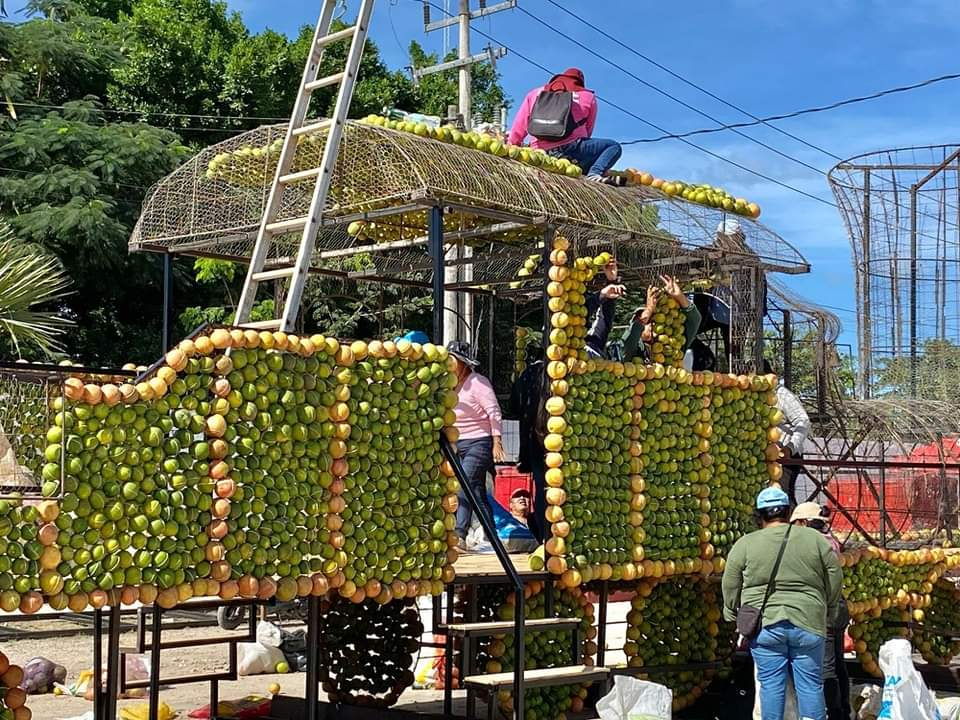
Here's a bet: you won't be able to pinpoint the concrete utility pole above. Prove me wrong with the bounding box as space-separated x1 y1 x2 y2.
417 0 513 345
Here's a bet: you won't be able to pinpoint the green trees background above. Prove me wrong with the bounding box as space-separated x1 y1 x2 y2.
0 0 506 364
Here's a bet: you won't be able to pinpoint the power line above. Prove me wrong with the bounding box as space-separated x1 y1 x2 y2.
417 0 835 207
622 72 960 147
544 0 959 157
515 4 829 178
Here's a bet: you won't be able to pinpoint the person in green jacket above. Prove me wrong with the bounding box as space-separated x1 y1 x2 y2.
721 487 842 720
617 275 701 365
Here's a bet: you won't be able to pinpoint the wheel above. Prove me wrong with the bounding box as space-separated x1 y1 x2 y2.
217 604 248 630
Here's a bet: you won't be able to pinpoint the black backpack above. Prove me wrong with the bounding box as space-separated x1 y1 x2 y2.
528 90 586 141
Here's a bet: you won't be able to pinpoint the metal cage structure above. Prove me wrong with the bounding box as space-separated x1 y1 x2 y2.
829 145 960 400
129 121 809 374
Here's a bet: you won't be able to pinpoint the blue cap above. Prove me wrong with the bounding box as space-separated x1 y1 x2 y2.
756 487 790 510
394 331 430 345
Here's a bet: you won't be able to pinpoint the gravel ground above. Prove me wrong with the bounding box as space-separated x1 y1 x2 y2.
1 600 631 720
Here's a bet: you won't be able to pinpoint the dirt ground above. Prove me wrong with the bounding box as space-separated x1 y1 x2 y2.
2 602 630 720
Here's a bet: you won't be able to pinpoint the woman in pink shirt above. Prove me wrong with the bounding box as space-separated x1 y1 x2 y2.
447 341 505 545
508 67 623 183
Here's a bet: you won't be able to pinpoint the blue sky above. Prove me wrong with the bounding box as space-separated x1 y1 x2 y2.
13 0 960 354
223 0 960 354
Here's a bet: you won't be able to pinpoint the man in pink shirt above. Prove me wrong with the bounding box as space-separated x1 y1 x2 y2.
447 341 505 546
508 67 623 183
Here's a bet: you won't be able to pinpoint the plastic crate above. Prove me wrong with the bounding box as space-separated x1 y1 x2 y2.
494 465 534 510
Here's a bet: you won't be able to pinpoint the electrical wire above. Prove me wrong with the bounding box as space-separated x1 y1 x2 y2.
416 0 835 207
544 0 959 156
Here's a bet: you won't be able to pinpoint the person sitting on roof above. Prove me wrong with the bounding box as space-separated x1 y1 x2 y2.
508 68 623 184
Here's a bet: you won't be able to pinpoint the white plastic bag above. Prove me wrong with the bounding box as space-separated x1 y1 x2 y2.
237 642 286 676
256 620 283 648
854 684 882 720
596 676 672 720
752 663 798 719
939 697 960 720
878 638 941 720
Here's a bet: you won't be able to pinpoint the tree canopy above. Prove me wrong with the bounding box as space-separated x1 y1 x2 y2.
0 0 508 365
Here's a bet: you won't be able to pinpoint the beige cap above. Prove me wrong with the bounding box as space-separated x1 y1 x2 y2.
790 502 822 523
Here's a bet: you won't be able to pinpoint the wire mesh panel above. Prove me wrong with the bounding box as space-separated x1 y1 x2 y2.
830 145 960 399
130 121 808 281
0 368 54 494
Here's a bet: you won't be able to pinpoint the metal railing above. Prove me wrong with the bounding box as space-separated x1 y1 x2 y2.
441 435 527 720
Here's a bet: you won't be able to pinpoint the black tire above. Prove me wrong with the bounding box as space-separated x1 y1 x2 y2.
217 604 247 630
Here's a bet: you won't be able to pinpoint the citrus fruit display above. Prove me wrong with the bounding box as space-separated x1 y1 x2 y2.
0 327 458 613
847 605 910 678
913 579 960 665
624 577 721 713
708 372 782 560
344 211 542 248
839 545 960 616
0 651 30 720
619 169 761 218
484 582 595 720
317 595 423 708
634 367 712 567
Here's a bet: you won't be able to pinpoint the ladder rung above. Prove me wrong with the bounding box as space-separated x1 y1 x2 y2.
266 217 309 234
316 25 358 49
293 119 334 137
279 168 322 185
240 319 283 330
252 267 295 282
305 72 346 92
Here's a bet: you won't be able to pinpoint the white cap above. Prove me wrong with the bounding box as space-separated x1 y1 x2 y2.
716 219 743 236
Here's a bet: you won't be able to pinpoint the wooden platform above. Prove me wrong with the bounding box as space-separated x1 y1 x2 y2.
463 665 610 690
453 552 551 583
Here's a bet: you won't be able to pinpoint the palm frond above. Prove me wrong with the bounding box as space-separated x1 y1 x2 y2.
0 221 72 357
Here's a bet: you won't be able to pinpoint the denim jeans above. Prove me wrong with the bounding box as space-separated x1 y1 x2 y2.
548 137 622 176
455 437 495 538
751 620 826 720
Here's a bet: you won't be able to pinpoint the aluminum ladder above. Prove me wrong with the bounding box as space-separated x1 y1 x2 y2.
234 0 375 332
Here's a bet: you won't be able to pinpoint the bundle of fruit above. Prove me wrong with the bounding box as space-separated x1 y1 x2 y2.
645 294 687 367
635 367 711 567
624 578 721 713
913 579 960 665
847 606 910 678
620 170 761 218
513 328 542 379
318 596 423 708
484 582 595 720
0 651 29 720
359 115 583 179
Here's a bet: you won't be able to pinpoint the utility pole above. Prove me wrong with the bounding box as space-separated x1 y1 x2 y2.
418 0 513 345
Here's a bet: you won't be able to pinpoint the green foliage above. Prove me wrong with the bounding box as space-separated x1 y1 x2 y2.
193 257 236 285
875 338 960 403
178 298 275 335
764 329 856 401
0 99 189 363
0 221 72 356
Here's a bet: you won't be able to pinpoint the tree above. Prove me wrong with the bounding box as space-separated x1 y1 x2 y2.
875 338 960 403
765 329 856 402
0 221 71 356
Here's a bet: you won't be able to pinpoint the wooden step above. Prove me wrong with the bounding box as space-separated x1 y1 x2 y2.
444 617 582 638
251 267 295 282
293 119 334 137
463 665 609 691
453 552 551 584
265 217 308 234
278 167 322 185
315 25 357 50
239 319 282 330
305 72 345 92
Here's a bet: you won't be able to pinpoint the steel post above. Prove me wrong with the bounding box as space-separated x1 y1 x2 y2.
306 595 320 720
430 206 446 344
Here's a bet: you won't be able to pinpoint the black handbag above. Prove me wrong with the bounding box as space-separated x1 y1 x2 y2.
736 524 792 638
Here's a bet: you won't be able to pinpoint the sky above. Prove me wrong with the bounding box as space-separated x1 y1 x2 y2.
12 0 960 354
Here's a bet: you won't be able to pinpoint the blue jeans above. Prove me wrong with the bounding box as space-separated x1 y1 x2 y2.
548 137 622 176
455 437 495 538
752 621 826 720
